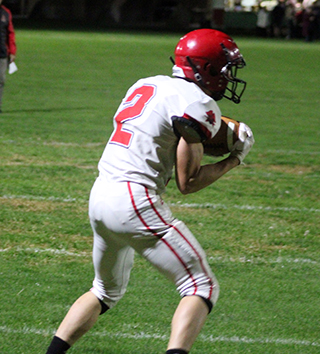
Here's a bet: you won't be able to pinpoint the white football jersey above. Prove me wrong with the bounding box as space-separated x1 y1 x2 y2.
98 75 221 194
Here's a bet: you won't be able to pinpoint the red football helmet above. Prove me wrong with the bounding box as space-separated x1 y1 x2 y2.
172 29 246 103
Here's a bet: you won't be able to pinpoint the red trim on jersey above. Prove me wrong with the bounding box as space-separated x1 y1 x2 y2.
183 113 212 140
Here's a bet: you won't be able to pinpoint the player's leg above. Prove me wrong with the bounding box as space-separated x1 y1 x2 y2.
126 187 219 353
45 180 144 353
0 58 7 112
45 292 102 353
140 219 219 353
54 291 102 346
46 235 134 353
90 229 135 309
166 295 209 353
46 224 134 353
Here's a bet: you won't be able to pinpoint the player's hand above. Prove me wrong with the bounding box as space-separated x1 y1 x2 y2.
230 123 254 164
9 54 15 63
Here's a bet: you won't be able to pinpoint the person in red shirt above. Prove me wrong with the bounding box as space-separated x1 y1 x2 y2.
0 0 16 112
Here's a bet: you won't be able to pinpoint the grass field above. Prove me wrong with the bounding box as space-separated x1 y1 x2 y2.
0 28 319 354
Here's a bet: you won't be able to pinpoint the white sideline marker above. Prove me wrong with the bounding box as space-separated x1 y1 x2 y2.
0 325 319 347
1 194 320 213
0 247 318 266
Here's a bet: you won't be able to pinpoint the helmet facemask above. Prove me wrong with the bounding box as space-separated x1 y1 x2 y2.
219 43 247 104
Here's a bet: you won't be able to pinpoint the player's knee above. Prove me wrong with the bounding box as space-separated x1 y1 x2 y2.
178 274 219 313
98 299 109 315
90 280 125 310
199 295 213 313
197 281 220 313
208 278 220 309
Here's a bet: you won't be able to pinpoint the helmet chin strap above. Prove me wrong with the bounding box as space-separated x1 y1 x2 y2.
171 55 206 88
186 56 205 87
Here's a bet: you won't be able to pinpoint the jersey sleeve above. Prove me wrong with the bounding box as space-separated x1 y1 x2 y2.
172 93 221 143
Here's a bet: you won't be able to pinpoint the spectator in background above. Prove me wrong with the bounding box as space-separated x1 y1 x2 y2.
315 0 320 38
256 4 271 37
0 0 16 113
302 3 320 41
285 0 298 38
295 3 305 37
234 0 243 11
271 0 286 36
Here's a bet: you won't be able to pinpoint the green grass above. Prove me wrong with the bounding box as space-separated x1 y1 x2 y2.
0 29 319 353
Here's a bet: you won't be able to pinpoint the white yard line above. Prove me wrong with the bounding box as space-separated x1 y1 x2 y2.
0 246 318 266
0 325 318 347
169 202 320 213
0 247 89 257
1 194 81 203
208 255 318 265
264 149 320 156
1 194 319 213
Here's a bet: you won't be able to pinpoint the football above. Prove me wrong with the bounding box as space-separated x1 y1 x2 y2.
203 116 240 156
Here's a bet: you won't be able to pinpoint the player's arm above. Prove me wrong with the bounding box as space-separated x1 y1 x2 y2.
175 138 240 195
7 8 16 62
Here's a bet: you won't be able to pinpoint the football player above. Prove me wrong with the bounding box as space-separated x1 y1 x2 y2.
46 29 254 354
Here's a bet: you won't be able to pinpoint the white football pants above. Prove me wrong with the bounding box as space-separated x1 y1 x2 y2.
89 176 219 309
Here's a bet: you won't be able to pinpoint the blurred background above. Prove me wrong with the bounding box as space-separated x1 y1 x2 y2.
4 0 320 40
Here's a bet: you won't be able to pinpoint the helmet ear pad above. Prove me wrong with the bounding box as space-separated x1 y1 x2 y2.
202 61 228 94
174 56 228 97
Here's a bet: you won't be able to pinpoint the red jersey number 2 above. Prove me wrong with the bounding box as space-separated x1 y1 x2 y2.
110 85 156 147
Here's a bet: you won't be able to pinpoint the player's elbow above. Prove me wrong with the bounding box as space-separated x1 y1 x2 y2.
177 180 198 195
179 186 192 195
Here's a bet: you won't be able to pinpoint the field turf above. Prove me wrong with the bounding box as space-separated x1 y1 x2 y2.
0 29 319 353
